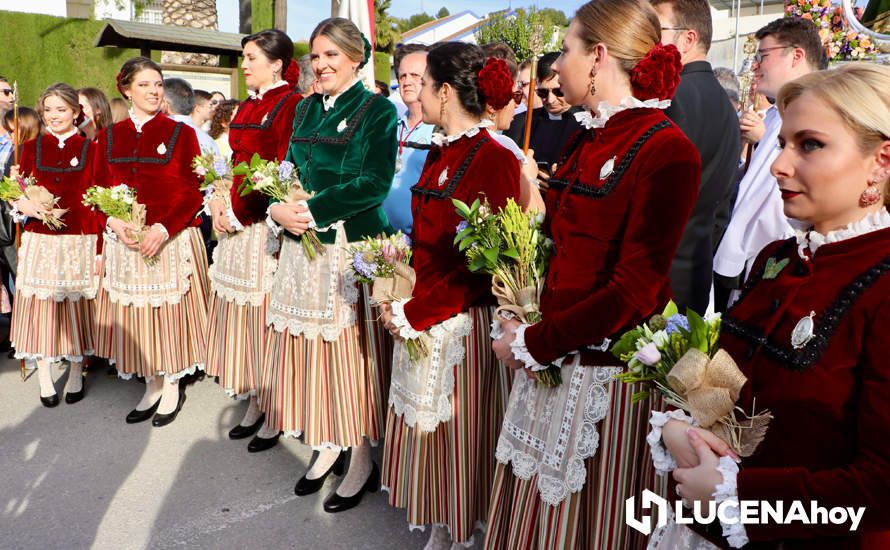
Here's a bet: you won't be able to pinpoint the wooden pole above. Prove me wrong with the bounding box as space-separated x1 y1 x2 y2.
522 25 545 154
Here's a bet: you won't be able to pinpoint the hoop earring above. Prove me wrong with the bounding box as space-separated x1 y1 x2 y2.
860 180 882 207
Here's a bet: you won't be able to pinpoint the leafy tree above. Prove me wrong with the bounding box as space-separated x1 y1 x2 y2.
475 7 555 61
436 7 450 18
374 0 402 53
399 12 436 32
538 8 568 28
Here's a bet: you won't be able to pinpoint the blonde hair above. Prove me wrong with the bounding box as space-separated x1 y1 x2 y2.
573 0 662 74
310 18 365 66
778 63 890 204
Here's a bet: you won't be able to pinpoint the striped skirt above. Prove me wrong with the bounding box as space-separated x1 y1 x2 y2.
258 283 390 448
11 296 96 362
94 227 210 379
483 380 657 550
382 306 510 545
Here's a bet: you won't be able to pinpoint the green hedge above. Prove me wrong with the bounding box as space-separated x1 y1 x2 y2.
251 0 274 32
374 51 391 84
0 11 141 106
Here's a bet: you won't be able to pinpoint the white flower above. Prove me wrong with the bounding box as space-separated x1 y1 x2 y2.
69 157 79 167
123 196 133 205
337 119 347 133
633 342 662 366
256 176 275 190
157 143 167 155
652 330 669 347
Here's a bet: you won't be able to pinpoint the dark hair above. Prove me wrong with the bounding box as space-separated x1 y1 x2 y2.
211 91 226 100
755 17 828 71
242 29 295 73
77 87 113 130
163 77 195 116
194 89 212 104
375 80 390 97
481 41 519 79
426 42 487 117
209 98 239 139
393 43 429 75
650 0 713 51
538 52 562 82
2 107 41 142
118 56 163 96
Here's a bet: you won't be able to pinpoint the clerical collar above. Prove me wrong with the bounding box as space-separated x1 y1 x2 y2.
129 109 158 133
547 112 563 121
430 119 493 146
795 208 890 260
574 96 672 130
49 128 77 148
248 80 288 100
322 78 360 111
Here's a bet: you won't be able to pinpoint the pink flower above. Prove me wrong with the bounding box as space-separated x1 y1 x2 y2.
634 342 662 366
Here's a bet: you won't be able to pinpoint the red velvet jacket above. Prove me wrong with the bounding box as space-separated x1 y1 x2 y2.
228 85 302 226
404 129 520 332
705 227 890 549
18 133 101 239
523 108 700 365
91 112 203 236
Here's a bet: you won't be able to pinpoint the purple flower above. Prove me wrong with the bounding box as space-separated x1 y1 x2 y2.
456 220 469 234
633 342 661 367
352 250 377 279
401 233 412 248
212 158 229 176
278 161 295 181
665 314 689 335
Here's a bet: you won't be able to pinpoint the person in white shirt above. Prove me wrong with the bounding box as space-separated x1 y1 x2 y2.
713 17 827 308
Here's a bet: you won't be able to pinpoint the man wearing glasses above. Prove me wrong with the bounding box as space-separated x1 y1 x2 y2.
713 17 828 309
0 76 14 177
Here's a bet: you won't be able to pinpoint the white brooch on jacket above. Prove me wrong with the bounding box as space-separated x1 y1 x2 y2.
599 156 616 180
337 119 347 133
438 167 449 187
157 143 167 155
70 157 79 167
261 113 269 125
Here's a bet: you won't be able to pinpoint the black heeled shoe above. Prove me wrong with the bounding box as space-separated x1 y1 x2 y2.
64 385 85 404
126 397 161 423
229 413 265 440
40 393 60 408
322 462 380 513
294 449 349 496
247 431 281 453
152 392 187 427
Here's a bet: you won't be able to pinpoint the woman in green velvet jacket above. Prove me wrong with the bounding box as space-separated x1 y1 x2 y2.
259 17 397 514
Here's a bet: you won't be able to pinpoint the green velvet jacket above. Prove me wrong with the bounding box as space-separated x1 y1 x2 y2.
286 80 398 244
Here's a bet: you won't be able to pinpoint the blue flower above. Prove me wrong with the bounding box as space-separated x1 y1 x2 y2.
278 161 295 181
352 250 377 279
212 158 229 176
665 314 689 335
455 220 469 234
401 233 412 248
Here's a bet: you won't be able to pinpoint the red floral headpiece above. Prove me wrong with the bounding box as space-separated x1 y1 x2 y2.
478 58 515 111
115 72 126 97
630 43 682 101
283 60 301 89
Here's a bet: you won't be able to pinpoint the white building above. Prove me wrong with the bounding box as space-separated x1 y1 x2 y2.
0 0 163 23
709 0 786 71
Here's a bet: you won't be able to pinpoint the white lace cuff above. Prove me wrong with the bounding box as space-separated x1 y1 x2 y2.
105 218 118 241
152 223 170 241
390 299 425 340
714 456 748 548
265 205 282 237
225 207 245 232
9 202 28 224
510 324 551 372
201 185 215 215
296 199 318 230
647 409 697 475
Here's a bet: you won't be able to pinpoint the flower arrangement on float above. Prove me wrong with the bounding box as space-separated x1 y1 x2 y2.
785 0 878 61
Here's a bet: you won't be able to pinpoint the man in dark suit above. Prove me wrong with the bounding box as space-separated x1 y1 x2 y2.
652 0 741 314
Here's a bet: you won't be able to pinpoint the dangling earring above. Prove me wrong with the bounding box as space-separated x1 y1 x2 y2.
860 179 882 207
439 98 446 122
589 68 597 97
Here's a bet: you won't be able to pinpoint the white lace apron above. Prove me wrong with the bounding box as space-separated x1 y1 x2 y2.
389 312 473 433
267 223 358 341
102 229 195 307
17 232 99 301
647 510 721 550
495 356 623 506
208 222 279 306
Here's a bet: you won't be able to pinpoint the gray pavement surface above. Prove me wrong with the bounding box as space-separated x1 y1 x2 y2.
0 355 445 550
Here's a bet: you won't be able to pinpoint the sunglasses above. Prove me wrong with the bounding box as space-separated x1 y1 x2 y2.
0 89 12 97
511 90 524 104
535 87 564 100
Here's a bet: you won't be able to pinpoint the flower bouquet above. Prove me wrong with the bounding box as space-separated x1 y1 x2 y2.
611 301 771 456
452 197 558 387
0 174 67 230
349 232 427 361
192 152 233 204
83 184 156 265
785 0 878 61
235 153 325 260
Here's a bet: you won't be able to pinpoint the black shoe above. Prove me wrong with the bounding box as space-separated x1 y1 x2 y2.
64 383 85 404
322 462 380 513
105 365 118 377
40 393 60 408
295 449 349 496
152 392 187 427
126 397 161 424
247 432 281 453
229 413 265 440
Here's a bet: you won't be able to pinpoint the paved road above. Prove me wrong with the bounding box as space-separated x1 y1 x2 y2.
0 357 444 550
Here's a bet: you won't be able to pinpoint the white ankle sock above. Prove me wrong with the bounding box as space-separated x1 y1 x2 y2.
136 376 163 411
240 397 262 427
36 361 56 398
336 443 371 497
156 376 181 415
307 448 341 480
64 362 83 394
423 525 452 550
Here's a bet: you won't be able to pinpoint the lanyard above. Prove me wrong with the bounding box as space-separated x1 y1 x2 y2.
398 120 423 158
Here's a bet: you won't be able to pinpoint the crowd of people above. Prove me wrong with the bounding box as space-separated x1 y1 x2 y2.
0 0 889 548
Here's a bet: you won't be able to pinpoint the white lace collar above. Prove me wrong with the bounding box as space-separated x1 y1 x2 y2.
129 109 158 133
247 80 288 100
49 129 77 148
430 119 493 146
574 96 672 130
322 78 360 111
795 208 890 259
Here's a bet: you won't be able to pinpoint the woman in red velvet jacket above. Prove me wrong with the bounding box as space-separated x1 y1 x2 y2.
487 1 700 548
91 57 207 428
653 64 890 550
204 29 302 449
8 83 101 407
378 45 520 548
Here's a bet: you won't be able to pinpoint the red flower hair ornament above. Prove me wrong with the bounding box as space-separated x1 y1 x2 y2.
283 60 301 89
478 58 515 111
630 43 682 101
115 72 126 97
